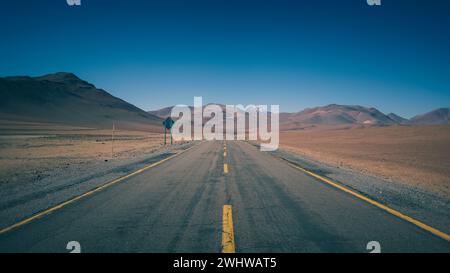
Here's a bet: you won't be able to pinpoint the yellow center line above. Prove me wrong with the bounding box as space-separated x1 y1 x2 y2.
222 205 235 253
0 144 197 235
224 163 229 174
287 162 450 243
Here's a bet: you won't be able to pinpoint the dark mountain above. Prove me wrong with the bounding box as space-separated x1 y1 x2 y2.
410 108 450 125
0 72 162 131
148 103 229 119
387 113 409 124
148 106 177 119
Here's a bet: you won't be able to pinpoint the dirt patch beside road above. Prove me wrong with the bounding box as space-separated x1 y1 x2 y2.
280 125 450 197
0 127 165 187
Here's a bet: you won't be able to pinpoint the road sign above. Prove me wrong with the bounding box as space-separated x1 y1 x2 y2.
163 117 175 129
163 117 175 145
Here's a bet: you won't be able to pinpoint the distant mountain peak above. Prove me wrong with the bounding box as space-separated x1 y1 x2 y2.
387 113 408 124
410 107 450 125
281 104 398 128
35 72 83 83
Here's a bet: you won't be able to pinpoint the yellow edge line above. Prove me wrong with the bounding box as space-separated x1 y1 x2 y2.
222 205 235 253
287 162 450 243
0 144 197 235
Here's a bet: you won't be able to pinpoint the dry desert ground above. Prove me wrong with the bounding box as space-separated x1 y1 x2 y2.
280 125 450 196
0 120 165 186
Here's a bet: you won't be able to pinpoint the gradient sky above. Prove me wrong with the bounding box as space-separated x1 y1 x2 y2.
1 0 449 118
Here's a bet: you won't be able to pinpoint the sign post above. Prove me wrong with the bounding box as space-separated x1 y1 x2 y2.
162 117 175 146
111 121 115 158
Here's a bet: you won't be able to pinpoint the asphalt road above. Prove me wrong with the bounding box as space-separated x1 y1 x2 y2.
0 141 449 253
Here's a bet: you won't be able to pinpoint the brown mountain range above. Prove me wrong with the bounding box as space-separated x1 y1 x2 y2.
1 72 448 132
0 72 162 131
150 104 450 130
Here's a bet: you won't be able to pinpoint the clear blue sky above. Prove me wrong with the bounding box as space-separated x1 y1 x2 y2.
1 0 449 118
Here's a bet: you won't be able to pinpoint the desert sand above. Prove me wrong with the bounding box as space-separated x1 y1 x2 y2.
0 120 166 187
280 125 450 196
